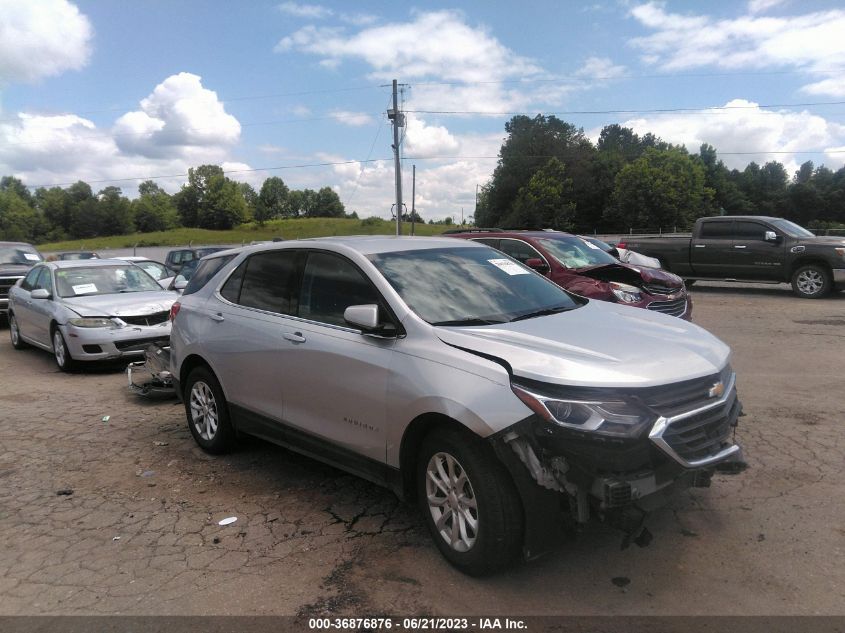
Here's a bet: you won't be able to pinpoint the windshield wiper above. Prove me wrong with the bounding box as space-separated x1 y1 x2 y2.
432 317 506 326
509 305 573 322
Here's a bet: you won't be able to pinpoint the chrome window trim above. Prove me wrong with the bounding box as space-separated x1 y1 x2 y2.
648 370 740 468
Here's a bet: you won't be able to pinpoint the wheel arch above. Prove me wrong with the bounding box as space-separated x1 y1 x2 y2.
788 257 833 279
179 353 214 387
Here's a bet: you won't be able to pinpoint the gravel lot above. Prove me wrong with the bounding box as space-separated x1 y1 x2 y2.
1 282 843 617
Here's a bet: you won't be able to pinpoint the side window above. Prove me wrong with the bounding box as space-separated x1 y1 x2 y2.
471 238 500 248
497 239 543 264
220 261 246 304
183 255 235 296
734 221 767 241
298 252 382 327
237 251 300 315
20 267 41 291
699 221 733 239
168 252 181 265
35 268 53 295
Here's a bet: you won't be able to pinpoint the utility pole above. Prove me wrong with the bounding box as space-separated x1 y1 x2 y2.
411 164 416 236
387 79 405 236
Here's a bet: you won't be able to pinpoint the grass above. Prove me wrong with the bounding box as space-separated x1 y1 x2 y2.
37 217 463 251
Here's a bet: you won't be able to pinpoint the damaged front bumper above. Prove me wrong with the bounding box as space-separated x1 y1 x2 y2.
490 372 747 560
126 343 176 399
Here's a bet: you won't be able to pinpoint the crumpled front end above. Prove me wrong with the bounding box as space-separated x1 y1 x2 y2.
489 365 746 559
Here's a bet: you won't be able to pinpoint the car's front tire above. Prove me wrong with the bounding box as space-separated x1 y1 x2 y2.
791 264 831 299
417 426 523 576
9 313 27 350
52 326 76 371
184 365 235 454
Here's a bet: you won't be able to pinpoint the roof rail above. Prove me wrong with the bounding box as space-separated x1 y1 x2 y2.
441 228 503 234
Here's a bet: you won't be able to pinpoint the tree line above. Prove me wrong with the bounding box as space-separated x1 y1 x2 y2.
476 116 845 232
0 164 349 243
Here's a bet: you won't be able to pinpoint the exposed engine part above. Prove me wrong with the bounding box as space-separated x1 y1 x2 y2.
503 432 569 493
127 343 175 399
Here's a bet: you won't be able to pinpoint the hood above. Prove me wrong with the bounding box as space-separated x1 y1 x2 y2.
575 263 682 288
798 236 845 247
435 301 728 388
61 291 176 317
0 264 33 277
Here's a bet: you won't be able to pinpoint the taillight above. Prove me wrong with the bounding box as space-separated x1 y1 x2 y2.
616 241 627 249
169 302 181 321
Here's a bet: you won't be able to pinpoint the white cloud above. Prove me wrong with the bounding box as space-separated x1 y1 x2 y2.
748 0 787 14
576 56 626 80
800 76 845 98
329 110 375 127
0 0 92 83
403 115 460 158
277 2 332 19
0 74 249 195
618 99 845 173
112 72 241 159
629 3 845 73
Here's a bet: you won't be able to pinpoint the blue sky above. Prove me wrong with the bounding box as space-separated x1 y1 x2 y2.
1 0 844 220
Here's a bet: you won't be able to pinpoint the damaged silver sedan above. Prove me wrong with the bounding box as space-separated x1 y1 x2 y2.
8 259 176 371
169 237 745 576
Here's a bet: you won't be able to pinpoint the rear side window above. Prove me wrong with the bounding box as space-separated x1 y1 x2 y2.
472 238 500 248
298 251 382 327
699 221 733 239
236 251 300 315
497 239 543 264
183 255 236 296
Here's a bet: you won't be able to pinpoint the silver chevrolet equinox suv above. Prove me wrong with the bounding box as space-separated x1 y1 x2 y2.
170 236 745 575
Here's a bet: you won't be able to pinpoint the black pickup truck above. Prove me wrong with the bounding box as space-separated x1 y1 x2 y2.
0 242 44 320
618 216 845 298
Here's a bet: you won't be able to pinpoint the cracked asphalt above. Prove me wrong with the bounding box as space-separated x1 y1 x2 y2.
0 282 843 617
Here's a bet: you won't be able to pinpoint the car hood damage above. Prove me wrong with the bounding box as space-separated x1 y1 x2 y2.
575 263 682 289
62 291 176 318
436 300 728 388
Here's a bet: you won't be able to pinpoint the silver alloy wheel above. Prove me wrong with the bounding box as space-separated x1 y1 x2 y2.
425 451 479 553
10 316 20 346
53 329 66 367
190 381 219 441
796 269 824 295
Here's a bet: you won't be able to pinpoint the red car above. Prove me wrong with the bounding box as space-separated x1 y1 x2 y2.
445 229 692 320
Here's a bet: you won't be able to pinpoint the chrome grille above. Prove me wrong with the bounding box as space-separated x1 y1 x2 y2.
642 282 682 296
0 276 23 299
661 389 739 461
118 311 169 326
115 336 170 352
640 365 733 418
646 298 687 317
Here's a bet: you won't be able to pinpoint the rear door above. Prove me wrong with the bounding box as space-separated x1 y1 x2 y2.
690 220 735 276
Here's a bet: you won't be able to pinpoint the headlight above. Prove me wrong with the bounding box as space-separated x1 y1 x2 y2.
67 317 119 328
511 383 656 438
610 282 642 303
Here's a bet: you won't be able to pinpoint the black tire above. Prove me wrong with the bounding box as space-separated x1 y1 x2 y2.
9 313 28 350
184 365 235 454
417 426 523 576
51 325 77 372
791 264 832 299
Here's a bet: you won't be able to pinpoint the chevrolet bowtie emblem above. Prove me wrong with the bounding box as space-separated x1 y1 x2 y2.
708 381 725 398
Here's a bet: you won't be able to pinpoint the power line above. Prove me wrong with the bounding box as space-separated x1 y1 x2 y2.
406 100 845 117
28 148 845 190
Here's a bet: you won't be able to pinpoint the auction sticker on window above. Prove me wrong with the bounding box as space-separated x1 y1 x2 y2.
23 253 40 261
72 283 98 295
488 258 529 275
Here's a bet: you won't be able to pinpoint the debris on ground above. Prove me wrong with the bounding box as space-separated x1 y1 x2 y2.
218 516 238 526
611 577 631 588
153 441 168 447
55 489 74 496
102 415 110 423
140 470 155 478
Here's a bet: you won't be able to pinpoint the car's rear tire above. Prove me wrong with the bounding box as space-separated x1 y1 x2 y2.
791 264 831 299
9 313 28 350
52 326 76 371
417 426 523 576
184 366 235 454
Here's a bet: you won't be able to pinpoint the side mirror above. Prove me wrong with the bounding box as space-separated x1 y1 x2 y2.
31 288 50 300
173 279 188 291
344 304 380 330
608 247 620 259
764 230 778 242
525 258 549 273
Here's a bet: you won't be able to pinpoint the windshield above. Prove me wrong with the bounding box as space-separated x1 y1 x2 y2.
55 265 163 297
770 219 815 238
369 246 580 325
537 236 618 268
132 261 169 280
0 245 42 266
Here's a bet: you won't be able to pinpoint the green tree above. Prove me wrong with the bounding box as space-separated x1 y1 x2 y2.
0 176 33 206
503 157 576 229
133 183 178 233
312 187 344 217
97 186 134 236
197 175 248 229
256 176 290 224
0 190 46 242
238 182 257 222
34 186 71 240
606 148 713 230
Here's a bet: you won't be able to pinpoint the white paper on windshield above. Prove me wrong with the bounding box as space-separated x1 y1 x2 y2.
72 283 98 294
488 258 529 275
23 253 40 261
582 240 600 250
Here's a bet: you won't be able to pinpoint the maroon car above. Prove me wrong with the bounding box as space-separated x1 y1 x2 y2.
445 230 692 320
